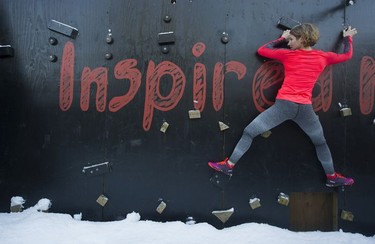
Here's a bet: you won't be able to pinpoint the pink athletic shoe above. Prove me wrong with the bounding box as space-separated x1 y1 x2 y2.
208 157 234 176
326 172 354 187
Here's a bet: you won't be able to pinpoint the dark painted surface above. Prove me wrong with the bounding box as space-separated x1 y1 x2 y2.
0 0 374 235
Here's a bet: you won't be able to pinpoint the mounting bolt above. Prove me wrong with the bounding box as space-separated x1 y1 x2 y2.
346 0 356 6
48 37 58 45
161 46 169 54
48 54 57 62
221 32 229 44
106 35 113 44
164 15 172 23
105 53 113 60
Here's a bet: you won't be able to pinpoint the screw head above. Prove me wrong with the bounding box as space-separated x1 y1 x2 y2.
221 35 229 44
161 46 169 54
105 53 113 60
48 54 57 62
164 15 172 23
106 35 113 44
48 37 58 45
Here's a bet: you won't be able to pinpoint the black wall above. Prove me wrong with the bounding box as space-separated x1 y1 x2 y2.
1 0 374 235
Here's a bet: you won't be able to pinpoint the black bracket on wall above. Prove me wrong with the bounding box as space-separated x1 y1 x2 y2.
158 31 175 54
82 162 112 176
158 31 175 44
277 17 301 30
48 19 79 39
0 45 14 57
158 6 175 55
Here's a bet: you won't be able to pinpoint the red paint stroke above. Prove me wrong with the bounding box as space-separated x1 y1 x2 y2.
212 61 247 111
59 41 74 111
192 42 207 111
143 60 186 131
253 61 333 112
80 67 108 112
312 66 332 112
109 59 142 112
359 56 375 115
192 42 206 58
252 61 284 112
193 63 206 111
212 62 224 111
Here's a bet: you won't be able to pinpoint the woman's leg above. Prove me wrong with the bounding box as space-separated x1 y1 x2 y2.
229 99 298 164
292 105 335 175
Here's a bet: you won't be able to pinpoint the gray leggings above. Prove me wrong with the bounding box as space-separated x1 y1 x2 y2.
229 99 335 175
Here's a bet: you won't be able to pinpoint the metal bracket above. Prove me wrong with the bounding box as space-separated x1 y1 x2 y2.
277 17 301 30
82 162 112 176
158 31 175 44
48 19 79 39
0 45 14 57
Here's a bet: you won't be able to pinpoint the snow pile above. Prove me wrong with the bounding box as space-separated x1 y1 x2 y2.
73 212 82 221
0 200 374 244
124 211 141 222
34 198 52 212
10 196 25 207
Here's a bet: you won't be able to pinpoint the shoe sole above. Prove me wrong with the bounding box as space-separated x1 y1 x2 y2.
208 163 232 176
326 182 354 187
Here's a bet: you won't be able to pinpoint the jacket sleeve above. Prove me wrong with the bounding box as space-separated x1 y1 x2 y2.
325 36 353 64
257 37 288 60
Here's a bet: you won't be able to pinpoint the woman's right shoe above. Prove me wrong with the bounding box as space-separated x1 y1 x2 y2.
326 172 354 187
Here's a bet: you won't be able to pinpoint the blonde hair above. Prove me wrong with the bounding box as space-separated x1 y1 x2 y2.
290 23 320 47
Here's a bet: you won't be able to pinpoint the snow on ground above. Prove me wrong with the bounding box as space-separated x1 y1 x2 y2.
0 199 374 244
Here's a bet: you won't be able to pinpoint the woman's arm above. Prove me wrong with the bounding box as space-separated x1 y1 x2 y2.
343 26 357 38
257 36 288 60
326 26 357 64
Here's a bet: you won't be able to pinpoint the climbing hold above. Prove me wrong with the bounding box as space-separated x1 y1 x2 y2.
249 197 261 210
212 208 234 223
277 192 289 206
96 194 109 207
218 121 229 131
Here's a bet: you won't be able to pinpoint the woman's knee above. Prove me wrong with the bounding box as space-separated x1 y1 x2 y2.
244 120 266 138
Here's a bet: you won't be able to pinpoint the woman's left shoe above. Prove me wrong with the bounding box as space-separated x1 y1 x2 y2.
208 157 234 176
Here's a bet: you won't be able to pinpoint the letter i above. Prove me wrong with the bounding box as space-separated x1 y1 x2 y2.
192 42 207 112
